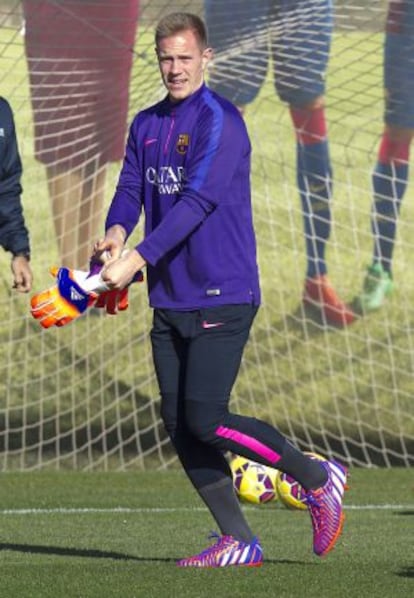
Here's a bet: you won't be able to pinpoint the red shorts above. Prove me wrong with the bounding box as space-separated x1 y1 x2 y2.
23 1 139 169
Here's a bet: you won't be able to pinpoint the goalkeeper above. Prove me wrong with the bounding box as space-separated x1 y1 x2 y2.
0 97 33 293
91 12 348 568
356 0 414 312
204 0 355 327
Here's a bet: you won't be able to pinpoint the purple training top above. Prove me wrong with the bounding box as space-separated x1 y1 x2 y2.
106 83 261 310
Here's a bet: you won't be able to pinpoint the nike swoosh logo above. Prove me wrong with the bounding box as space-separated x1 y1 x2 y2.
202 320 225 329
144 138 158 146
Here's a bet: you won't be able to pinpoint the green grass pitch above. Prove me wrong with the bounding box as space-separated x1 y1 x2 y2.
0 469 412 598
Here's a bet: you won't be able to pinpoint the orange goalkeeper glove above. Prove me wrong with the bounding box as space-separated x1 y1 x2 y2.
31 264 144 328
30 267 100 328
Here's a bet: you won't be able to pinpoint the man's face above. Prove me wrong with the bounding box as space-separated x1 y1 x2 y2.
156 29 211 102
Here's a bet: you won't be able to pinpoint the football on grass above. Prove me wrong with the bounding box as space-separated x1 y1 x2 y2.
230 455 278 505
276 451 327 510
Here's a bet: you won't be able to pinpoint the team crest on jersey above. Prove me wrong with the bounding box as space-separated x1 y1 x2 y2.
176 133 189 154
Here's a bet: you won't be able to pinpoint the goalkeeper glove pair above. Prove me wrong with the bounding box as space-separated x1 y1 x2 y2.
30 262 143 329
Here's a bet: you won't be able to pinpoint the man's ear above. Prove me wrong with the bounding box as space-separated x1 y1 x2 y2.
202 47 213 70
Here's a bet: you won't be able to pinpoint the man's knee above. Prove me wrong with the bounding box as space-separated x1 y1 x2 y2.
160 397 178 437
185 399 226 445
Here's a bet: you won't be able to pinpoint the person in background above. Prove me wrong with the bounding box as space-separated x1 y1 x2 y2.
22 0 139 270
0 97 33 293
92 12 348 568
356 0 414 312
204 0 356 327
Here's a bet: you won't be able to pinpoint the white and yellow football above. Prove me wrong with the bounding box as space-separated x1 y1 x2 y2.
276 451 327 510
230 454 278 505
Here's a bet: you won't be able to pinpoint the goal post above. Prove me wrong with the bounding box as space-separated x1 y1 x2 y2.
0 0 412 471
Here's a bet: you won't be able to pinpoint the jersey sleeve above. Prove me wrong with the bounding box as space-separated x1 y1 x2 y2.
105 116 143 237
0 99 30 255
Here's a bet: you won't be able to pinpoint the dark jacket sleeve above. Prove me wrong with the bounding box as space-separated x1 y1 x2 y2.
0 97 30 255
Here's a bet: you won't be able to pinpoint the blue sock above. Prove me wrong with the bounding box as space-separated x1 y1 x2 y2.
372 161 408 275
297 140 332 278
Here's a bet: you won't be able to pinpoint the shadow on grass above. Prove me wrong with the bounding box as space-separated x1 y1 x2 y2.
0 543 143 561
396 566 414 578
289 302 362 333
0 543 314 566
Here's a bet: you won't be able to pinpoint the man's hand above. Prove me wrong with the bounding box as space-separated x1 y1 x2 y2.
30 267 97 328
93 268 144 314
89 249 145 314
93 224 127 264
100 249 146 291
12 255 33 293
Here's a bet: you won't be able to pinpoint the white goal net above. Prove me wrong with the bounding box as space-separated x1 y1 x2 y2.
0 0 412 470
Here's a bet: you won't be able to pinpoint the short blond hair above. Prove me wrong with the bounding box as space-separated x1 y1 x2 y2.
155 12 208 51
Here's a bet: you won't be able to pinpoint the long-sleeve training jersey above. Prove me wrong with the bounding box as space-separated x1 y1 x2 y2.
0 98 30 257
106 83 261 310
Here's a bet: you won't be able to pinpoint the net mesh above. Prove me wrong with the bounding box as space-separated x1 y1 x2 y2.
0 0 412 470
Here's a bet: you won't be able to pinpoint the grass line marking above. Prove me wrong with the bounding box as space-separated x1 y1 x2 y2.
0 504 413 515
